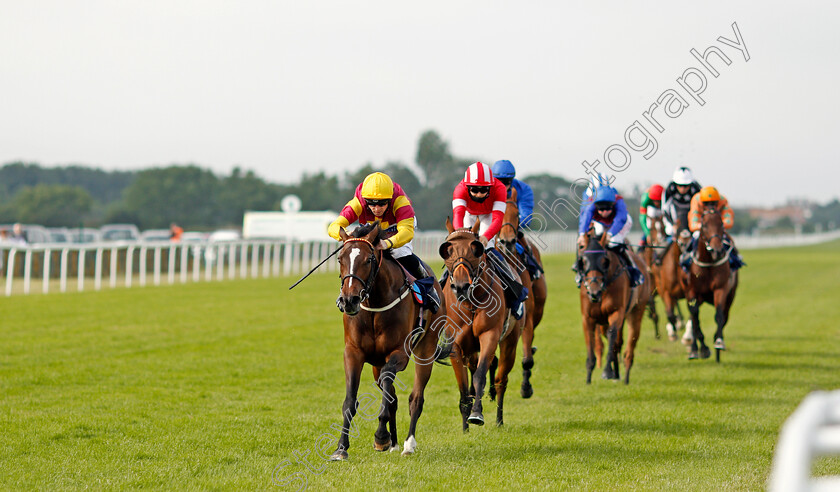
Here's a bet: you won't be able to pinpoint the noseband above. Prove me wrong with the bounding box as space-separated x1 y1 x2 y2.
340 238 382 303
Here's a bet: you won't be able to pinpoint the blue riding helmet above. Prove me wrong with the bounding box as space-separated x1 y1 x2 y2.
492 160 516 179
593 185 617 204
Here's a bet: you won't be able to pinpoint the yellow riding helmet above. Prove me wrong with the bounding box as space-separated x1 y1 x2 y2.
699 186 720 202
360 172 394 200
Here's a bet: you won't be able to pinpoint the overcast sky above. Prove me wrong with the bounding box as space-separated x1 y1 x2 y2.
2 1 838 207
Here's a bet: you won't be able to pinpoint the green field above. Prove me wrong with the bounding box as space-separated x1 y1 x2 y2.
2 241 839 490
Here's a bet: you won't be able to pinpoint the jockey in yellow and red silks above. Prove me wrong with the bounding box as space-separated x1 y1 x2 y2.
328 172 438 295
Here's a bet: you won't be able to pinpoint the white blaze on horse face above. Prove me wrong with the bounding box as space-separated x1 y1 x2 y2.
348 247 362 288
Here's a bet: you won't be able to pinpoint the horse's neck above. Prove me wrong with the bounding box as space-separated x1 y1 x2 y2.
369 257 402 300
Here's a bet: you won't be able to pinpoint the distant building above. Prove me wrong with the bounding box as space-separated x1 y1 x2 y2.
748 199 814 229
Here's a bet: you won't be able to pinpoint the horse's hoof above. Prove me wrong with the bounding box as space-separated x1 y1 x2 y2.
467 412 485 426
602 370 616 380
521 383 533 399
666 323 677 340
700 347 711 359
681 334 694 346
329 450 348 461
488 387 496 401
688 350 699 360
389 445 400 452
401 436 417 456
714 338 726 350
373 435 391 452
531 346 538 355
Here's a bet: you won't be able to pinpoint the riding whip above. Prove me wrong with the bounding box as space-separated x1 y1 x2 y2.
288 244 344 290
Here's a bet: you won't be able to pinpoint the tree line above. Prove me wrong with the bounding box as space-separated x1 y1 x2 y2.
1 130 835 234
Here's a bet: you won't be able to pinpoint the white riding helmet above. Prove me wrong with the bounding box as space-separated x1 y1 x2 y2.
672 166 694 185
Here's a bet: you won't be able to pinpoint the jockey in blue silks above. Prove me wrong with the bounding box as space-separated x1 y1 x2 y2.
491 159 543 279
575 183 644 287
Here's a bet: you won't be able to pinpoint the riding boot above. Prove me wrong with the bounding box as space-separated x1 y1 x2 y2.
488 248 528 320
397 254 441 313
680 236 695 271
723 237 746 270
612 244 643 287
571 257 582 288
519 244 543 280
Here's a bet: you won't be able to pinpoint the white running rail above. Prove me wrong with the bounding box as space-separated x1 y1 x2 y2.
0 239 339 297
1 230 838 296
769 390 840 492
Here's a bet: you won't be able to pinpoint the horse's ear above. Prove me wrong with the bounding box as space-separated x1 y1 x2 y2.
367 221 381 244
510 187 517 201
338 227 349 241
470 240 484 258
445 216 455 234
599 233 608 247
439 241 453 260
470 220 481 235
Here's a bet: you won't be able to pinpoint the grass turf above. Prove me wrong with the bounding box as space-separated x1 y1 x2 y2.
1 241 839 490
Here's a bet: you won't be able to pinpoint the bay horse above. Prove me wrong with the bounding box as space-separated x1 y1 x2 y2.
439 218 520 428
577 228 651 384
679 208 739 362
496 186 547 399
331 222 450 460
647 214 689 342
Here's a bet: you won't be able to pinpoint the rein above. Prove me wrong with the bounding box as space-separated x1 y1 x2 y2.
692 242 733 268
340 238 383 306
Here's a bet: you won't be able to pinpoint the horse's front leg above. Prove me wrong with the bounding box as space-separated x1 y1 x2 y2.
712 287 729 352
330 347 365 461
687 297 709 359
450 342 472 432
373 352 408 452
582 316 597 384
468 327 500 426
495 327 519 426
403 315 445 456
662 291 679 341
602 311 623 380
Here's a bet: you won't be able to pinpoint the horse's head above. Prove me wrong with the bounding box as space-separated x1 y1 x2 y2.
650 214 665 246
440 218 484 301
579 228 611 303
336 222 383 315
498 187 519 255
700 207 726 260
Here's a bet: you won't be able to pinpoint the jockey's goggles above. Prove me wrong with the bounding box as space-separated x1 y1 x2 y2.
468 186 491 195
497 178 513 187
595 202 614 211
366 199 390 207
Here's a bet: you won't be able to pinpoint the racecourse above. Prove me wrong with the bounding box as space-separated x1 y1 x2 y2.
1 241 839 490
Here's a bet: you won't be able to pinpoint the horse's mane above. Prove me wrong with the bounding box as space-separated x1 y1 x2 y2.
446 228 479 241
351 223 385 240
349 223 394 261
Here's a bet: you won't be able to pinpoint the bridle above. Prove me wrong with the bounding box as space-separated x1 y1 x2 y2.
692 208 733 268
444 229 492 303
340 238 383 304
580 236 626 301
700 208 724 251
500 199 519 236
